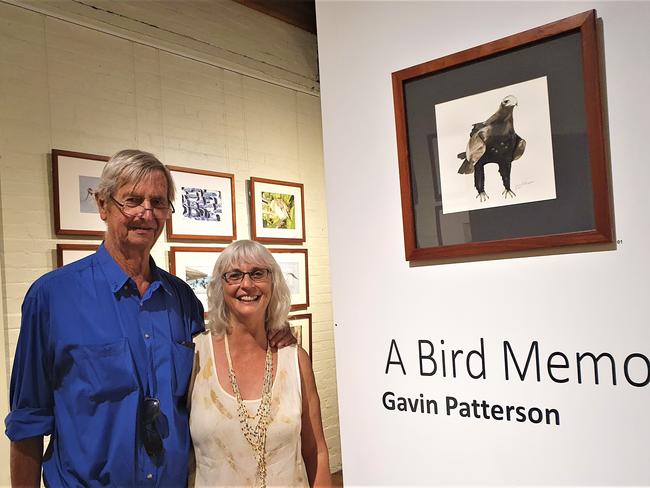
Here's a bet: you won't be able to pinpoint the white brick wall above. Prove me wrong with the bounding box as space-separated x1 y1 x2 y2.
0 1 341 482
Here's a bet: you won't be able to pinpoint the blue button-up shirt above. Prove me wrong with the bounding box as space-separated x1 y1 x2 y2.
5 244 204 486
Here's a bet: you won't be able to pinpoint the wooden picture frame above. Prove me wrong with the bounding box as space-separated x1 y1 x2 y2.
166 166 236 242
250 177 306 244
52 149 109 237
270 248 309 311
169 246 224 315
392 10 612 262
288 313 312 358
56 243 99 267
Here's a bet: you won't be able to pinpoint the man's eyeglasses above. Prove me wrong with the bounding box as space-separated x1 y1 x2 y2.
222 269 271 284
142 397 163 459
111 195 175 218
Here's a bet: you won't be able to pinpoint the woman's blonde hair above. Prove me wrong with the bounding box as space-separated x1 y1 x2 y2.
206 240 291 335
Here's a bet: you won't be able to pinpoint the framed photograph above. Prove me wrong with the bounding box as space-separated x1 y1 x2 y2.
166 166 236 242
270 248 309 311
392 10 612 262
169 246 224 314
52 149 109 236
288 313 312 358
56 244 99 267
250 177 305 244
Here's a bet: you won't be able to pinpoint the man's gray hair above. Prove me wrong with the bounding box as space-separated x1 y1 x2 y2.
206 240 291 335
95 149 175 202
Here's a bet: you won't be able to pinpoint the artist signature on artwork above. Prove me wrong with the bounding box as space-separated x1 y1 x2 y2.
514 180 534 190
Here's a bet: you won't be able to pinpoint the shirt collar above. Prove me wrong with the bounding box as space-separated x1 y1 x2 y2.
150 258 174 296
95 243 173 296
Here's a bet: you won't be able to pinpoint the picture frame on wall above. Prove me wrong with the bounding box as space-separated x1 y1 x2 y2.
392 10 612 262
288 313 312 358
56 243 99 268
169 246 224 314
52 149 109 237
166 166 236 242
270 248 309 311
250 177 305 244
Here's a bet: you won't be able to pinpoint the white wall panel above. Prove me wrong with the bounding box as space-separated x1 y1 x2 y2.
317 1 650 485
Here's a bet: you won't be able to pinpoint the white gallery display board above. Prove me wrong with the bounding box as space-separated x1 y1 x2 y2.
317 1 650 485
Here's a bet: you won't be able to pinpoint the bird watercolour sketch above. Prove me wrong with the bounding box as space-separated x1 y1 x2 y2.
181 187 222 222
262 192 296 229
78 175 100 214
456 95 526 201
435 77 557 214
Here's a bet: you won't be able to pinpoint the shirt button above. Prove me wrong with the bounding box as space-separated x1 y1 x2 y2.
144 333 150 339
146 473 153 480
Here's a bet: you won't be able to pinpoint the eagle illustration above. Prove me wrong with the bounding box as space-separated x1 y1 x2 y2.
457 95 526 201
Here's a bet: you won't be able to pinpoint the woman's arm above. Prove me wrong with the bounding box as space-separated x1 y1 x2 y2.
298 348 332 487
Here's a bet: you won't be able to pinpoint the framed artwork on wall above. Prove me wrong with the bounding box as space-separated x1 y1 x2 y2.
392 10 613 262
56 243 99 268
166 166 236 242
169 246 224 314
288 313 312 358
270 248 309 311
250 177 305 244
52 149 109 237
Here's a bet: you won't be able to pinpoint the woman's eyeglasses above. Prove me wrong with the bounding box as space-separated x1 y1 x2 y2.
222 269 271 284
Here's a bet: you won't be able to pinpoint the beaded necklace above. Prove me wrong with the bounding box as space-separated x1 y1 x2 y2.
224 334 274 488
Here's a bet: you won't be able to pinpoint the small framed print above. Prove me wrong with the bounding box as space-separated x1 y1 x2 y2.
52 149 109 236
56 243 99 268
167 166 236 242
250 177 305 244
288 313 312 358
270 248 309 311
169 246 224 314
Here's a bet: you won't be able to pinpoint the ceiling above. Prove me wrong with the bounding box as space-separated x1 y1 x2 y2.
234 0 317 34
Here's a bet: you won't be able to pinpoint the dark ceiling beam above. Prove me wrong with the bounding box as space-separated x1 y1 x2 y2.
234 0 317 35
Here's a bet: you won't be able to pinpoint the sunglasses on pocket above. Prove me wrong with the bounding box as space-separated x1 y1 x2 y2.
142 397 163 458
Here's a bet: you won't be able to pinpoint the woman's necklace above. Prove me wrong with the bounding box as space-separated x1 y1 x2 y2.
224 334 274 488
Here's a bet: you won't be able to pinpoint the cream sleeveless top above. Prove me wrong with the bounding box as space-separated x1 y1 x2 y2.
189 332 309 487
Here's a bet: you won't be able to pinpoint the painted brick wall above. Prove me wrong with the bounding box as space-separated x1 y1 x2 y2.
0 1 341 481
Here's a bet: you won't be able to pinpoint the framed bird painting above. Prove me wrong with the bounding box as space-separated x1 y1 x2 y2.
392 10 613 262
166 166 236 242
250 177 306 244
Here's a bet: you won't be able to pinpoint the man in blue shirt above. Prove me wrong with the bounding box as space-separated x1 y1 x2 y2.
5 150 292 486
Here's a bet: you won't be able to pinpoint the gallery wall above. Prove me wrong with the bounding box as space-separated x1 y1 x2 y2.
0 1 341 482
317 1 650 485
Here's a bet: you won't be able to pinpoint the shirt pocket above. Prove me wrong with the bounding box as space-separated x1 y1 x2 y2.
60 338 139 404
170 340 195 398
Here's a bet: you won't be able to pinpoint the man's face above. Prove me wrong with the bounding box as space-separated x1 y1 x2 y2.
97 171 169 253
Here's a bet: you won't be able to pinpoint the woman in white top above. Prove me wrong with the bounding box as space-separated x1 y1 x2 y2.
189 240 331 487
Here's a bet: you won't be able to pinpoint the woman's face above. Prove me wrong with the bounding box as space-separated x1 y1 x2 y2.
222 261 273 324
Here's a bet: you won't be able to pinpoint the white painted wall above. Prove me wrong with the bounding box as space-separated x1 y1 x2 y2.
0 211 8 485
0 1 340 481
5 0 319 94
317 1 650 485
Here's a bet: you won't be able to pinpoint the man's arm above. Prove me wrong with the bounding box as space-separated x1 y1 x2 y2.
11 437 43 488
6 289 53 487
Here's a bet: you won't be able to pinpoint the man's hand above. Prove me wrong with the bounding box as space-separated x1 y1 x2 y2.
268 326 297 348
